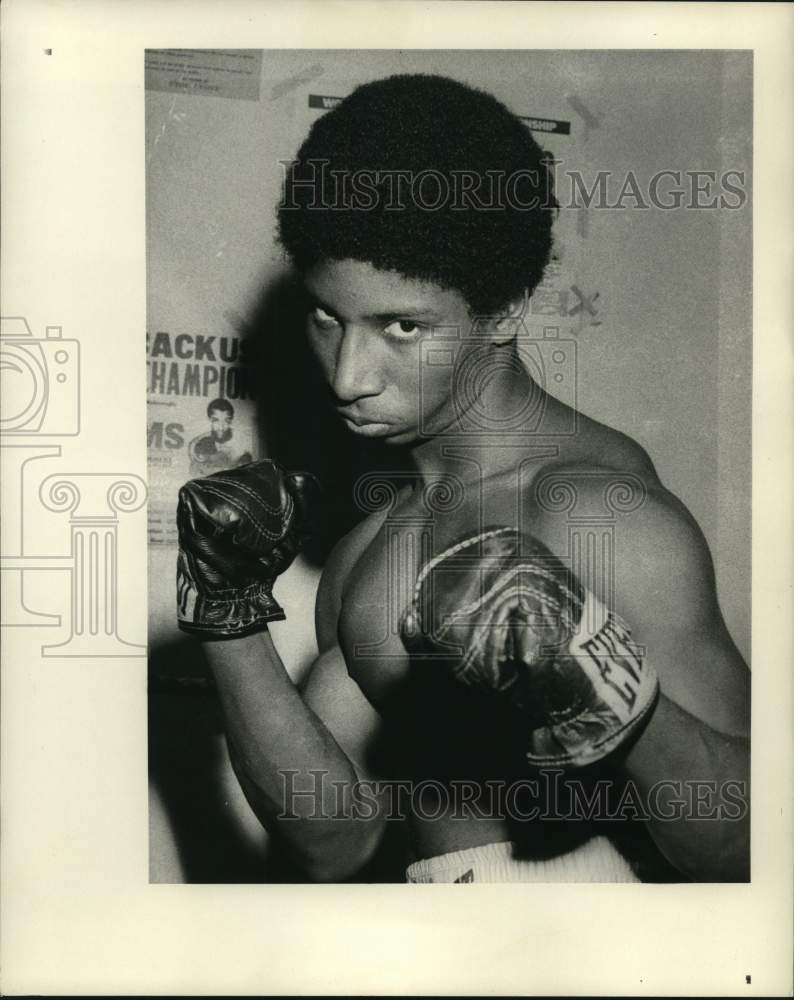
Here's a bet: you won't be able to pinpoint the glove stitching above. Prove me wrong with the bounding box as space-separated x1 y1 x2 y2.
195 483 287 542
199 582 273 599
197 481 288 536
225 477 292 520
412 527 516 597
178 610 285 636
410 529 582 604
210 480 295 538
444 575 578 627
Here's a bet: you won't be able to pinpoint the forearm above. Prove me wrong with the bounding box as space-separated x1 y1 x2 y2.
621 694 750 881
205 632 384 880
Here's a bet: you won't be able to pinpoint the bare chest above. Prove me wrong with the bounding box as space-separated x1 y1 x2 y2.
337 479 527 708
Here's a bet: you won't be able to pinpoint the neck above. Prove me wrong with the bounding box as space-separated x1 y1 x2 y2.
408 358 552 482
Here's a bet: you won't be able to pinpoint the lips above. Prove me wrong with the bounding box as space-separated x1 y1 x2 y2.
336 409 384 428
336 410 395 438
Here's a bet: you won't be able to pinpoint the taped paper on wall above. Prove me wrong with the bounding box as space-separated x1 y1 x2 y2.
145 49 263 102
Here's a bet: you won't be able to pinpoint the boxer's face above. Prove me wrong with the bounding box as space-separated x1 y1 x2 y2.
209 410 233 442
303 258 484 446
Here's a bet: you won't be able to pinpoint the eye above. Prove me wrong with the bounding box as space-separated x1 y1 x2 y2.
383 319 426 341
309 305 340 330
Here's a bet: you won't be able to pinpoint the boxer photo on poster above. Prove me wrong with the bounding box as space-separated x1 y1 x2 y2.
147 51 751 884
188 398 253 477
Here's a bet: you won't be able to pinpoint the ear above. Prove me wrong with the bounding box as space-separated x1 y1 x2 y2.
488 289 528 345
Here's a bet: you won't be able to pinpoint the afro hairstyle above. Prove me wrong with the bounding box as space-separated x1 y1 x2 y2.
276 73 558 315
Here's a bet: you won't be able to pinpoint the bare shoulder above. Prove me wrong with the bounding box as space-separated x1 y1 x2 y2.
528 451 712 616
530 453 709 593
526 455 750 735
551 407 660 481
314 510 388 652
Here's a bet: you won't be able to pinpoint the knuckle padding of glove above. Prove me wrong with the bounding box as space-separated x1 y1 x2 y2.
399 525 660 768
189 481 292 545
178 497 263 573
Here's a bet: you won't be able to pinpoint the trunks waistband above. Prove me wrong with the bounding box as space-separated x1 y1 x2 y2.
405 836 640 883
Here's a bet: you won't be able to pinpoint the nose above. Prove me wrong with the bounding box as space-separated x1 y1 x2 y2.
330 326 383 403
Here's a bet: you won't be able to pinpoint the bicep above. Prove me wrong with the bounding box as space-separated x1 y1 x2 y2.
301 645 385 779
613 503 750 738
315 565 342 654
314 517 378 653
635 616 750 737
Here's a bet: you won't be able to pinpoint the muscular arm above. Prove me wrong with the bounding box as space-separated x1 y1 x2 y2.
620 688 749 880
536 477 750 880
614 507 750 881
204 529 387 882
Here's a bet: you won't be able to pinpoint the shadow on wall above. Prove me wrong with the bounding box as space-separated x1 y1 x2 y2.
150 637 263 883
238 270 415 563
148 271 414 883
148 637 322 883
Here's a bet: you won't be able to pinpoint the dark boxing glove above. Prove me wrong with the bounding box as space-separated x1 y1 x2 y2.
399 526 659 768
176 459 321 639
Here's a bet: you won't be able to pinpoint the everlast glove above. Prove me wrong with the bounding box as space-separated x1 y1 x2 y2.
176 459 320 639
399 526 660 768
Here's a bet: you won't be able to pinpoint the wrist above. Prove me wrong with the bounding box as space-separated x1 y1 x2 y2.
177 559 285 639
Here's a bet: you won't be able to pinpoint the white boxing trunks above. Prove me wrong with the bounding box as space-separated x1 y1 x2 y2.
405 836 640 883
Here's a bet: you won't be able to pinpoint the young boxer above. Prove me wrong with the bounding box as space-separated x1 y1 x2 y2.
176 75 749 883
